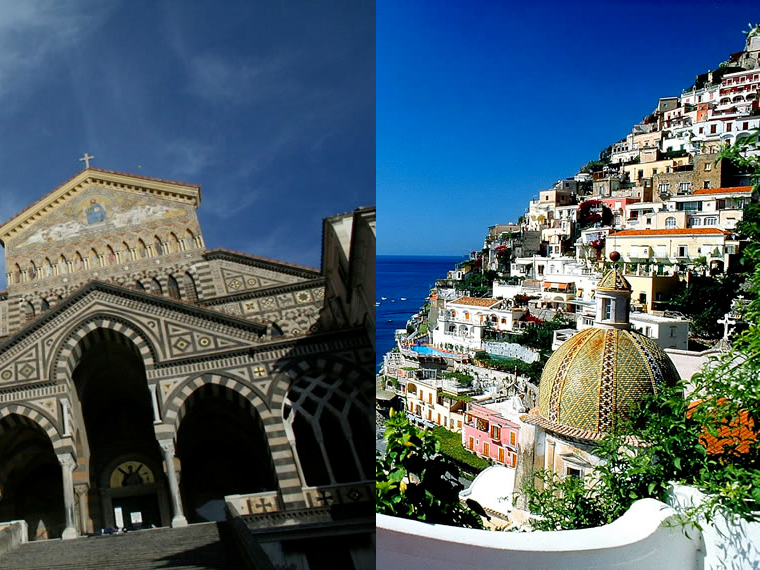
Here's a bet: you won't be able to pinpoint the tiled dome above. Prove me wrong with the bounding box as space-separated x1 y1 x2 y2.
523 327 680 442
596 268 631 292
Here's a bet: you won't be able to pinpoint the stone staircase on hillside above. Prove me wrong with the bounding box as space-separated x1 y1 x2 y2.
0 522 244 570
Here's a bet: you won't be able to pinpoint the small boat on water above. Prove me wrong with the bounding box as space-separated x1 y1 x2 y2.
391 299 395 302
387 319 393 322
375 302 381 306
381 297 387 300
400 297 407 301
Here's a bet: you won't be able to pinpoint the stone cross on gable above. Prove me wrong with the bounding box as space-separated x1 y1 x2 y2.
79 153 95 168
717 312 737 342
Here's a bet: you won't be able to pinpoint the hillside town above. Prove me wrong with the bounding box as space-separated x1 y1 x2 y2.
376 24 760 538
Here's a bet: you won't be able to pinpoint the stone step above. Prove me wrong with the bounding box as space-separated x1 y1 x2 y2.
0 522 242 570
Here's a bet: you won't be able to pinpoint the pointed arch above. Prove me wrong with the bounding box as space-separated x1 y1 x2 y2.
167 275 180 300
25 301 35 323
29 261 38 281
135 280 146 292
137 239 147 259
183 272 198 302
13 263 21 284
43 258 53 278
41 298 49 312
184 229 196 250
106 245 116 266
74 251 84 272
153 235 164 256
58 255 67 275
50 315 158 384
151 278 162 296
169 232 180 253
89 248 99 268
121 241 132 262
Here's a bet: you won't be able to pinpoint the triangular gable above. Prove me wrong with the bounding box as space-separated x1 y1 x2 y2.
0 168 200 247
0 281 266 383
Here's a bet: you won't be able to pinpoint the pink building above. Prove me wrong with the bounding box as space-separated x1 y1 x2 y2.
462 403 520 468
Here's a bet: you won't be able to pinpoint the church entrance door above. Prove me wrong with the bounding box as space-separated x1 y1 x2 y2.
72 329 170 531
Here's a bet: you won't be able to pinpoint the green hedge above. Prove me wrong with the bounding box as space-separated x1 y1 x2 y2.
431 426 490 471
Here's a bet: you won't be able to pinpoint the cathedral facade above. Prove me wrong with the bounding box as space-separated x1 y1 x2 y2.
0 167 374 555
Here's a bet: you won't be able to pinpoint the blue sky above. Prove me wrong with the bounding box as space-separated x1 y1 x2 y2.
0 1 374 286
377 1 760 256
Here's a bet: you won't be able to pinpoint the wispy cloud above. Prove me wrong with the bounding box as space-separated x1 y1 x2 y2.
0 1 111 103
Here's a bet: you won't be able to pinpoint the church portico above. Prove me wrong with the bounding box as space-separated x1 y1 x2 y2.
0 167 374 565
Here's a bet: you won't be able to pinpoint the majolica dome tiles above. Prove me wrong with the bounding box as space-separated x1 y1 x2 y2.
595 268 631 292
527 327 679 441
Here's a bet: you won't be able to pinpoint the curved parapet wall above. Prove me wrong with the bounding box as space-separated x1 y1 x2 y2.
377 498 700 569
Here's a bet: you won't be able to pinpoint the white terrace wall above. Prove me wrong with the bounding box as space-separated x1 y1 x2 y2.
377 499 700 569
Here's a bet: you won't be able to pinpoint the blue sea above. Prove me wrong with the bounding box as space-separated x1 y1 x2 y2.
376 255 464 370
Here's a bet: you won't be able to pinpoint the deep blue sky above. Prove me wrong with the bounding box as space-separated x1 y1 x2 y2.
377 1 759 256
0 1 374 287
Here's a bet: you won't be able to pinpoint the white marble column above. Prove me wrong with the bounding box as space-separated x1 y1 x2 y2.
159 440 187 527
57 454 78 539
148 384 161 424
74 484 90 535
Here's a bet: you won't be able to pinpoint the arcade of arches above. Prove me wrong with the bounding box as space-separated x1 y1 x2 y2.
0 169 375 545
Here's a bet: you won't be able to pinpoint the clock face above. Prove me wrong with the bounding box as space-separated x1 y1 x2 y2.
110 461 154 488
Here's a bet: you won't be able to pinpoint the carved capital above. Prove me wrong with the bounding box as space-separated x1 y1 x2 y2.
57 453 76 471
74 484 89 498
158 439 175 456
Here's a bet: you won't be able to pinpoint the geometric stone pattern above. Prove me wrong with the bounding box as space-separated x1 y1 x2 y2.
0 168 374 526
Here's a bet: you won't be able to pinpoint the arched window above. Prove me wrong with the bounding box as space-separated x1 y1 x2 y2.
89 248 99 268
29 262 37 280
43 258 53 278
665 217 677 228
154 236 163 256
185 229 196 250
121 241 132 262
135 280 146 292
169 233 180 253
40 298 49 311
74 252 84 271
106 245 116 265
58 255 68 275
284 371 372 486
138 239 147 258
151 278 162 295
183 272 198 302
167 275 180 299
271 323 284 337
25 301 35 323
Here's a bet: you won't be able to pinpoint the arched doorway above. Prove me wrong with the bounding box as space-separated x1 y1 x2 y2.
176 383 277 523
0 414 65 540
72 329 170 530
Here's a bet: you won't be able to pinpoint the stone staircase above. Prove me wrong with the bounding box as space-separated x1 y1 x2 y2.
0 522 244 570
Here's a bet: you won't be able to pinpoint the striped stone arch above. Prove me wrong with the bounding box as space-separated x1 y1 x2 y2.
50 313 158 384
162 373 303 507
162 373 271 429
0 404 64 450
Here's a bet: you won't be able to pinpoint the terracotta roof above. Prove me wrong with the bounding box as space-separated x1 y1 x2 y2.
449 297 501 308
612 228 730 237
693 186 754 196
0 167 200 230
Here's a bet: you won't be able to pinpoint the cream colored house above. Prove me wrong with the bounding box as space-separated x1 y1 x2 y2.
610 227 735 274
